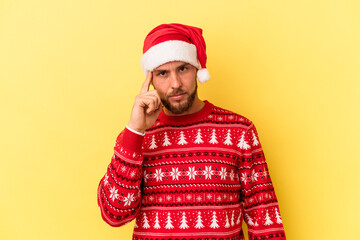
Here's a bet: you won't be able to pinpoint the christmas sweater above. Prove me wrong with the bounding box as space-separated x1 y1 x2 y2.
97 100 286 240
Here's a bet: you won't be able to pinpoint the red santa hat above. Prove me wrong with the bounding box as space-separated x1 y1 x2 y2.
141 23 210 84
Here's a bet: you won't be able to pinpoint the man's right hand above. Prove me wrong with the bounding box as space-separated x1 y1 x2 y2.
127 71 163 134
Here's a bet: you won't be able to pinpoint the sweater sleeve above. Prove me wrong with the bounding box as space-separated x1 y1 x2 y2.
238 122 286 239
97 127 145 227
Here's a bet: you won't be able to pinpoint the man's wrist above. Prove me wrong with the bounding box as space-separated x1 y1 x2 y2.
126 125 145 136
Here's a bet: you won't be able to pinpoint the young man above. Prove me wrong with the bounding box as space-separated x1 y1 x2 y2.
97 23 286 240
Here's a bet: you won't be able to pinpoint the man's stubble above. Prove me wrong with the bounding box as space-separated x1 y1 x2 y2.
160 82 198 115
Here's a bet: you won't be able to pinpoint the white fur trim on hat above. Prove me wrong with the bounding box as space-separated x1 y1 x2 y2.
141 40 200 76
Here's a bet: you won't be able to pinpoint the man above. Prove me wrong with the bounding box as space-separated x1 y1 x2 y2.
97 23 286 240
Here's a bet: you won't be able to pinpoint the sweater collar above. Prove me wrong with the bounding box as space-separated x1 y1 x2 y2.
158 100 213 124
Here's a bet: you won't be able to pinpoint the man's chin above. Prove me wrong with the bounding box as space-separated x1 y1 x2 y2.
169 98 186 106
168 103 190 114
162 84 197 115
162 97 192 115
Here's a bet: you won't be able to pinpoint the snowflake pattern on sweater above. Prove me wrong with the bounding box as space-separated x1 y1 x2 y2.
97 100 286 240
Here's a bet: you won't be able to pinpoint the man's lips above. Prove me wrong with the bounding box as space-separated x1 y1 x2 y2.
169 93 186 100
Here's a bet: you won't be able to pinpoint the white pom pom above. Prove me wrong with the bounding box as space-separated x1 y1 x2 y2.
197 68 210 83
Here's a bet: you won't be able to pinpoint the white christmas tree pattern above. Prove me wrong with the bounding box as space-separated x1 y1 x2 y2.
237 131 250 150
142 212 150 229
236 211 242 224
209 211 220 229
134 219 139 228
194 129 204 144
154 212 161 229
224 212 230 228
231 210 235 226
178 131 188 145
224 129 233 145
194 211 204 229
165 212 174 229
275 207 283 224
251 130 259 146
264 209 273 226
179 212 189 229
209 129 218 144
109 186 119 202
149 135 157 149
194 128 204 144
162 132 171 146
245 213 254 226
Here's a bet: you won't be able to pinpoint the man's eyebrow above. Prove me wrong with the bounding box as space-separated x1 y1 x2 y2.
153 68 168 73
176 63 190 69
154 63 190 72
177 63 190 69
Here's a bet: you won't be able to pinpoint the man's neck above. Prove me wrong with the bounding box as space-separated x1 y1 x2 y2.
163 98 205 117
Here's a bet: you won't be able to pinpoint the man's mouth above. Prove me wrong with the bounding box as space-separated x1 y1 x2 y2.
169 93 186 100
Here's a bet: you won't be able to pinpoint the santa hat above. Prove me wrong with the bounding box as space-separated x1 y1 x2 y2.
141 23 210 83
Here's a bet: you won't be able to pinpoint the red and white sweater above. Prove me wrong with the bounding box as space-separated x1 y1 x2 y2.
97 100 286 240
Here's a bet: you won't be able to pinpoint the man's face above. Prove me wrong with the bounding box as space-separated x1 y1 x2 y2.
152 61 198 115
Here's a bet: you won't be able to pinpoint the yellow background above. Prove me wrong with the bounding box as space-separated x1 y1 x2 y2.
1 0 359 239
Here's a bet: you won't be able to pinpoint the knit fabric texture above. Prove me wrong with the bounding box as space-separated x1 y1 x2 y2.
97 100 286 240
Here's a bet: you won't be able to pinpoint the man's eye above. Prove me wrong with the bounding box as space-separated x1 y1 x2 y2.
179 66 187 72
159 71 166 76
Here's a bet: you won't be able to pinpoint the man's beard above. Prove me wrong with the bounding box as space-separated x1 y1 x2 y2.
160 83 198 115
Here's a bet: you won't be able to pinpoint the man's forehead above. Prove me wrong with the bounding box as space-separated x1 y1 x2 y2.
154 61 190 71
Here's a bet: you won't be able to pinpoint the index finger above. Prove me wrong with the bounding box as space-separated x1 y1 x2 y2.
140 71 153 94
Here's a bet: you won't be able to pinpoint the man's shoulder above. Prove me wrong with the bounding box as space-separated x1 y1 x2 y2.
209 102 253 128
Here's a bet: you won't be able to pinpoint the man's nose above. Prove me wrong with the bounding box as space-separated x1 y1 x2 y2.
169 71 182 89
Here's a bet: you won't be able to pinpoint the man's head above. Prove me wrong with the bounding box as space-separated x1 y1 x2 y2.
141 23 209 115
152 61 198 115
141 23 210 84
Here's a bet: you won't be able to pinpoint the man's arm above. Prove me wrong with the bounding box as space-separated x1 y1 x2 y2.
97 127 144 226
239 122 286 239
97 71 163 226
